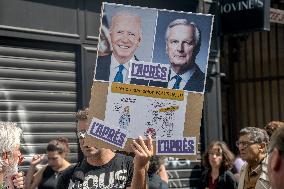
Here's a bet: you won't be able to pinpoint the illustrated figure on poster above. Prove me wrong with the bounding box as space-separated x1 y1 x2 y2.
150 19 205 93
145 128 157 139
119 106 131 130
145 100 177 138
95 11 148 85
160 110 174 137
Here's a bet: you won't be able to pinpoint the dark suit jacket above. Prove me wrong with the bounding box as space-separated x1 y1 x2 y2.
95 54 149 86
149 63 205 93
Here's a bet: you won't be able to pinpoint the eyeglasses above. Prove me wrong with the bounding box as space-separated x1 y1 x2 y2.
208 152 223 157
76 130 87 139
236 140 256 148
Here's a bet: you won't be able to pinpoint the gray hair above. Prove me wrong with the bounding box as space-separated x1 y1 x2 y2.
239 127 269 144
0 122 22 153
165 19 201 61
269 126 284 157
110 11 142 37
165 19 200 44
0 122 22 172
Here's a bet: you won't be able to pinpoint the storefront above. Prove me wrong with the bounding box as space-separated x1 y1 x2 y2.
220 0 284 151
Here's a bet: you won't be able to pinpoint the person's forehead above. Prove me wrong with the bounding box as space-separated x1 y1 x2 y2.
170 24 193 33
77 120 89 131
168 25 194 39
112 14 140 27
239 134 250 141
210 144 222 151
47 151 60 156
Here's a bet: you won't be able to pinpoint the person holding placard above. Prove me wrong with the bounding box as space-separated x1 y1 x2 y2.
57 107 153 189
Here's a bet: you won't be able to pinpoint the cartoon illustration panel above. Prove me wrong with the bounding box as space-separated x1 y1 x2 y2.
104 83 187 139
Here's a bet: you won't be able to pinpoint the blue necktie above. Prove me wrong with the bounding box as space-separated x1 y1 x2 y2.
114 65 124 83
172 75 182 89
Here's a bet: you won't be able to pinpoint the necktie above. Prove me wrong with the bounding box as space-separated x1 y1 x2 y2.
172 75 182 89
114 64 124 83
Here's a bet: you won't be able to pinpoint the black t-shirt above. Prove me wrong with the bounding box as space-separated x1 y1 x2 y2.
38 165 65 189
57 153 134 189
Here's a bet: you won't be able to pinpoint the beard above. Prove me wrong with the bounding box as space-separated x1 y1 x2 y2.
3 162 18 188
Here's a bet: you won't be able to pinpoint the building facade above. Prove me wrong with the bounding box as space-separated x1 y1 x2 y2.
1 0 263 188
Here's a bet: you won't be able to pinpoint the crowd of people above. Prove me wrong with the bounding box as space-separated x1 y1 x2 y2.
0 6 283 189
197 121 284 189
1 113 284 189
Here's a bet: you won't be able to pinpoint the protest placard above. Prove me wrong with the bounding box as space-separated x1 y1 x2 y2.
86 2 213 159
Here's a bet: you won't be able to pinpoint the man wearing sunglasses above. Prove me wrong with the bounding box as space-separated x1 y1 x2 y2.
0 122 25 189
236 127 270 189
57 107 153 189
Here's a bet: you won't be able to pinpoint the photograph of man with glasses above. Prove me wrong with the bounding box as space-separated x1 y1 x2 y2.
236 127 271 189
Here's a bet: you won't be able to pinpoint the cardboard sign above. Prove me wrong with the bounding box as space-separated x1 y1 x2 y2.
156 137 196 155
104 83 187 140
129 61 170 82
86 3 213 158
88 117 128 148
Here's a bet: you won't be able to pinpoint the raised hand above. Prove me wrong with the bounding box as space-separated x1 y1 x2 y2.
12 171 25 189
131 135 153 170
30 154 45 167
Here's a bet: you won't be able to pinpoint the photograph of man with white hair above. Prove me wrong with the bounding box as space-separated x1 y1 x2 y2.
95 11 143 84
150 19 205 92
150 12 213 93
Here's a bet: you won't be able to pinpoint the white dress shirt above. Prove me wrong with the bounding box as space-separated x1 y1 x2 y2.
167 66 196 89
109 55 134 84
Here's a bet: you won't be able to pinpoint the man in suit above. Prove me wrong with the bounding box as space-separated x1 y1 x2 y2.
150 19 205 93
95 11 148 86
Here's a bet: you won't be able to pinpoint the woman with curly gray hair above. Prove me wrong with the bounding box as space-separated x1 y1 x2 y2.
0 122 25 189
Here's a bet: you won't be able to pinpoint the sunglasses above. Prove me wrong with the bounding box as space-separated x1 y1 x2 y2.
76 130 87 139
